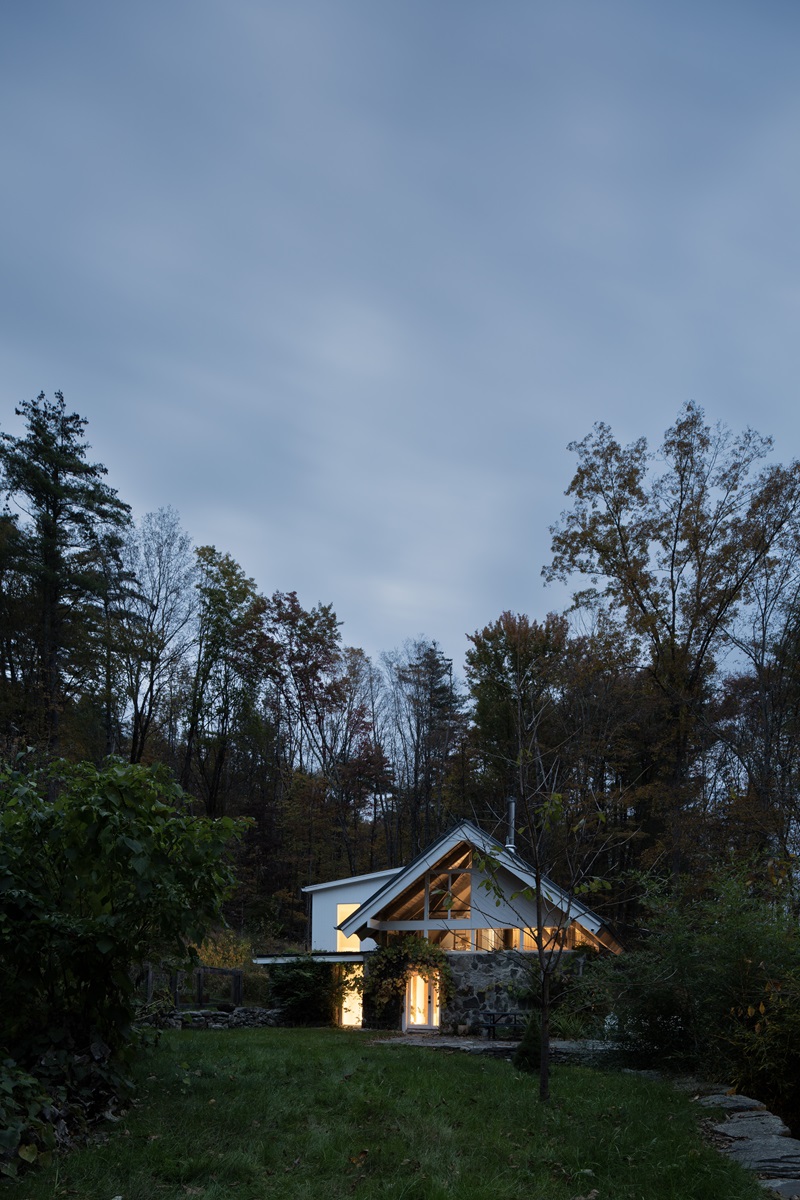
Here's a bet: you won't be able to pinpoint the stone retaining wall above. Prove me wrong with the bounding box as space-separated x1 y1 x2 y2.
441 951 537 1031
152 1006 284 1031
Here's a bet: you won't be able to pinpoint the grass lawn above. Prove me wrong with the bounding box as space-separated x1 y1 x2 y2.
18 1028 763 1200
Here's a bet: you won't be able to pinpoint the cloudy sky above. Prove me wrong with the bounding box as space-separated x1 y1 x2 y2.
2 1 799 672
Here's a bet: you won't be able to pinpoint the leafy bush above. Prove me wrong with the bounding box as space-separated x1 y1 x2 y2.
569 869 800 1126
0 1060 57 1178
513 1013 542 1073
195 930 275 1006
727 968 800 1130
197 927 252 968
267 959 343 1025
550 1008 592 1040
242 970 272 1007
0 758 244 1167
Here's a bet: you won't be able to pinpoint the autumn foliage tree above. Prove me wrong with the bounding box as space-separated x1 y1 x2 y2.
466 611 637 1098
544 402 800 873
180 546 273 818
6 392 800 953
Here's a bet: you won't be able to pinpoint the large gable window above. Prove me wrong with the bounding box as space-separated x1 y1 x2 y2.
426 846 472 919
427 869 471 918
376 846 473 925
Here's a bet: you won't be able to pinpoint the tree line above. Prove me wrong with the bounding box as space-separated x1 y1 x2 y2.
3 393 800 942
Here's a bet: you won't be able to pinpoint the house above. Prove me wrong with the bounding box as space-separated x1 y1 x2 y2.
254 819 621 1032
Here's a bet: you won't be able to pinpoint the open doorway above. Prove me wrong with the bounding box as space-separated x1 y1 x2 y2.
403 972 439 1031
338 964 363 1027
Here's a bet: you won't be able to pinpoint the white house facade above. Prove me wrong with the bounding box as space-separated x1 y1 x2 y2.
254 819 621 1033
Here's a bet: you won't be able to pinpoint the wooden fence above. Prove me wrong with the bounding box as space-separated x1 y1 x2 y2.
138 964 244 1009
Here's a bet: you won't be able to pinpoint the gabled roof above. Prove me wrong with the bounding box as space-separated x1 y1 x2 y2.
338 818 608 940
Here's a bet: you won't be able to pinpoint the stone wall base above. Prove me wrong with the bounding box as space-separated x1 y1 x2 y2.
441 951 538 1033
144 1006 284 1031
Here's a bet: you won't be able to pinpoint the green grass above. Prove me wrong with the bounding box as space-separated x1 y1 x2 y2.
17 1029 763 1200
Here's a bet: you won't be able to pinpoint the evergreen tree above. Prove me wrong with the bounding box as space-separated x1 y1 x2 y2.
0 392 131 754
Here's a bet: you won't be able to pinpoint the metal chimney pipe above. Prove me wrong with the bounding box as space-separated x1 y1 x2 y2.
505 796 516 851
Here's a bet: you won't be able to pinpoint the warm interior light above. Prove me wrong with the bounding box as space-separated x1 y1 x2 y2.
340 965 363 1027
336 903 361 951
405 972 440 1029
521 926 572 951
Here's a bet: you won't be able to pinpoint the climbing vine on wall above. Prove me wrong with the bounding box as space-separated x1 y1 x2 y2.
363 936 454 1014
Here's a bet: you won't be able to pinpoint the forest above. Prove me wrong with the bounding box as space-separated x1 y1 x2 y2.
2 392 800 946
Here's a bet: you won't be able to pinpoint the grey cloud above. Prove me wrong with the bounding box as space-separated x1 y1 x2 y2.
3 0 800 669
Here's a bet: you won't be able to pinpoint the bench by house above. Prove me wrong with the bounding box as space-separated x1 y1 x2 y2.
480 1010 529 1039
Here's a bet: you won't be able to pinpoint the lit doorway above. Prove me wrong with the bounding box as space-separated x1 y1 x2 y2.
403 972 439 1031
339 965 363 1027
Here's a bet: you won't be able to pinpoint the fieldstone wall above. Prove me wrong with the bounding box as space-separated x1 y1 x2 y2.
155 954 541 1034
441 951 537 1032
152 1006 285 1031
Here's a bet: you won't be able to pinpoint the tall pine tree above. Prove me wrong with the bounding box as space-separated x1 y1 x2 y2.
0 392 131 755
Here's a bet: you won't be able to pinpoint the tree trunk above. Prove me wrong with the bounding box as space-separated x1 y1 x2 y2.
539 968 551 1102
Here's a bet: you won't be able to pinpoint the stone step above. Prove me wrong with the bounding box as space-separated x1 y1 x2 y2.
712 1113 792 1140
759 1181 800 1199
699 1092 767 1113
721 1136 800 1178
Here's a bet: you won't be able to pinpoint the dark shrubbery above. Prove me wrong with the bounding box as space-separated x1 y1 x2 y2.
725 966 800 1132
512 1012 542 1073
267 959 344 1025
0 759 243 1174
242 970 272 1007
0 1064 56 1174
194 928 273 1008
571 870 800 1130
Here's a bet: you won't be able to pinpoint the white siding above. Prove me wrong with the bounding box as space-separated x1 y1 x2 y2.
305 871 399 951
469 864 565 930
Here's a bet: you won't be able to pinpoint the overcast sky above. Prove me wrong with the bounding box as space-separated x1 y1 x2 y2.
2 1 799 673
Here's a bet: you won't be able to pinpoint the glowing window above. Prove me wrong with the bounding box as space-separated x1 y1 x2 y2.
340 965 363 1027
336 903 361 951
522 927 568 951
476 928 507 951
427 870 471 918
429 929 473 951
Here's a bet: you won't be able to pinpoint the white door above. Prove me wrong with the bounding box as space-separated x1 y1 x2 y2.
403 972 440 1031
